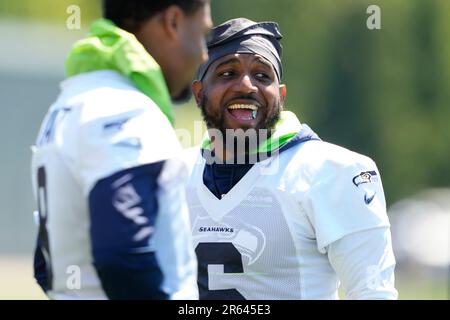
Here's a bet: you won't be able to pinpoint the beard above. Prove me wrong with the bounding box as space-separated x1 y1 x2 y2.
199 95 282 163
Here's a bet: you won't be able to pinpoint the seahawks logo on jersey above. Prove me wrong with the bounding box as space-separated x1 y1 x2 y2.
352 170 378 187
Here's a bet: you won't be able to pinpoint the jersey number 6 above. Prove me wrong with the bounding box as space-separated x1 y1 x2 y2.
195 242 245 300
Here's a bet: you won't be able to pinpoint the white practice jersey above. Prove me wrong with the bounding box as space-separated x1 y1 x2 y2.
31 70 198 300
185 138 398 300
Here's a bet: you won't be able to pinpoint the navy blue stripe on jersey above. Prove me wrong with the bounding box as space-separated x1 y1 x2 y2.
202 124 321 199
88 162 168 299
33 166 53 294
33 233 50 293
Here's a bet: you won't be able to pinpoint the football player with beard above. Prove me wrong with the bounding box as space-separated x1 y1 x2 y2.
186 18 398 300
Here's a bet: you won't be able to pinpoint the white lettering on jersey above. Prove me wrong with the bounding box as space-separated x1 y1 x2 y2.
112 183 149 227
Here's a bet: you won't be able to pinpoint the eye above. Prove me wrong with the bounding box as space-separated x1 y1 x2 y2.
254 72 271 81
218 70 234 78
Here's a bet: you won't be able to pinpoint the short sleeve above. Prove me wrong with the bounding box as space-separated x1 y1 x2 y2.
75 105 181 195
303 156 390 253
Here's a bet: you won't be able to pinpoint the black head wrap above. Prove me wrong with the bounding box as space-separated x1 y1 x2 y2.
197 18 283 80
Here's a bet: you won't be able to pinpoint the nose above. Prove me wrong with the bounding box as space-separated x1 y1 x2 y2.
235 74 257 93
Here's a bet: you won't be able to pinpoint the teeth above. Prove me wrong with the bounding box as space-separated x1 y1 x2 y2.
227 104 258 120
227 104 258 111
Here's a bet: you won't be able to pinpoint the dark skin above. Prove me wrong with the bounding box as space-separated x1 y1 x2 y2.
192 53 287 161
134 3 213 99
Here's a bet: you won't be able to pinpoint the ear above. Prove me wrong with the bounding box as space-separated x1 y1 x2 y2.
279 84 287 109
159 5 184 40
192 80 204 108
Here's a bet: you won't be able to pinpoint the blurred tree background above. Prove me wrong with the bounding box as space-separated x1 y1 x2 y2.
1 0 448 204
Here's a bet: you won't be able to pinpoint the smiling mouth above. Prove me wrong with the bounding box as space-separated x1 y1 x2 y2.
227 104 258 121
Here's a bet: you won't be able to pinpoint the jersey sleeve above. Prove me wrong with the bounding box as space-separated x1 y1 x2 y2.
74 98 198 299
303 155 390 253
152 158 199 300
75 103 181 196
88 161 169 299
327 227 398 299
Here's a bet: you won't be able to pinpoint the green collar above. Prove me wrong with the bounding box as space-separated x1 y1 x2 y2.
65 19 174 126
201 111 302 154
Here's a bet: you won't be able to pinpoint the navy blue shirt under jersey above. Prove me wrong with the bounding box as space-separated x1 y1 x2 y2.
202 124 321 199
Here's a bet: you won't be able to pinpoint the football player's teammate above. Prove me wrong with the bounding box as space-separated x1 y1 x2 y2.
31 0 212 299
187 18 398 299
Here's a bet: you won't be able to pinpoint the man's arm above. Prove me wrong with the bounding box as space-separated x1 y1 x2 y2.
300 147 398 299
88 162 168 299
327 227 398 300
